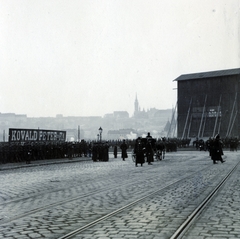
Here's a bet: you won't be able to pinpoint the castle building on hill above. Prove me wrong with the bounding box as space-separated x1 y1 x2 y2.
0 95 173 141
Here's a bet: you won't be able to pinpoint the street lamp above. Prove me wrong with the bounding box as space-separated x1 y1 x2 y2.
97 134 99 141
99 127 103 142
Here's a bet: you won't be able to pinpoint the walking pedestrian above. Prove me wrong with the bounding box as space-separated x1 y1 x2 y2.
146 132 154 165
120 139 128 161
113 144 118 158
211 134 225 164
146 139 154 165
134 137 145 167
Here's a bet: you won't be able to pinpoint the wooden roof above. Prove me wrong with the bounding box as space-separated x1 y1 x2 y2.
174 68 240 81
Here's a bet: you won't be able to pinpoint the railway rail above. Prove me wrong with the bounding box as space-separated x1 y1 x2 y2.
57 160 239 239
0 152 239 239
170 160 240 239
0 155 206 225
0 168 177 225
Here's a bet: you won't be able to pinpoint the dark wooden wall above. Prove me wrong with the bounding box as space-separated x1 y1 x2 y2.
177 74 240 138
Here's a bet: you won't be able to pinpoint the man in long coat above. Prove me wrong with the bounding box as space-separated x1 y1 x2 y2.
134 137 145 167
211 134 225 164
120 139 128 161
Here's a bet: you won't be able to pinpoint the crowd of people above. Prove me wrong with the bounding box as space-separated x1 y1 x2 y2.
0 134 239 165
193 137 239 152
192 135 240 164
0 140 91 164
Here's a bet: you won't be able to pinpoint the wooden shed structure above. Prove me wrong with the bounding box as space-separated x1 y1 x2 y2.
174 68 240 139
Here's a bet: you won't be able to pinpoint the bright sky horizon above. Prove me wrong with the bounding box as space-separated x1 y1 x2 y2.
1 0 239 117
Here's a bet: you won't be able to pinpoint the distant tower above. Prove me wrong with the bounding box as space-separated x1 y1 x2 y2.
134 93 139 116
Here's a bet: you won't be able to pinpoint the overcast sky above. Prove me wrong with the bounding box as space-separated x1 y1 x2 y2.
0 0 239 118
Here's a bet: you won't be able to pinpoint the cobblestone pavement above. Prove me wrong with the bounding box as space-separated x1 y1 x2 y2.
183 154 240 239
70 152 240 239
0 150 239 239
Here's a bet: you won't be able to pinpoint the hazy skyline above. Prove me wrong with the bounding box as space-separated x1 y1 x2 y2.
1 0 239 118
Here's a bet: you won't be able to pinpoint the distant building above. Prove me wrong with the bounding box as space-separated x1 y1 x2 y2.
174 68 240 138
0 95 173 141
0 113 27 127
113 111 129 118
103 113 114 118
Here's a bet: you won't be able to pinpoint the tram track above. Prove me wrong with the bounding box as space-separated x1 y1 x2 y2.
0 154 200 225
170 160 240 239
0 161 200 225
0 160 151 204
56 160 240 239
1 153 237 239
57 177 195 239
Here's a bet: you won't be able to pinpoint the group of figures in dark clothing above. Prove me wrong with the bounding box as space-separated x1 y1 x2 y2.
0 132 239 165
92 142 110 162
194 137 239 152
194 135 240 164
0 136 169 164
133 133 156 167
0 140 91 164
117 133 239 166
208 134 225 164
116 133 164 167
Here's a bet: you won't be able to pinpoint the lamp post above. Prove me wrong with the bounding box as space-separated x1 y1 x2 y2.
99 127 103 142
97 134 99 141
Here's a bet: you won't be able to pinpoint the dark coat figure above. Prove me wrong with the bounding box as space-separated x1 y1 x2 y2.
103 142 109 161
88 142 92 158
113 145 118 158
98 144 104 161
146 133 154 164
120 140 128 161
134 137 145 167
92 143 98 161
146 139 154 164
198 139 205 151
211 134 225 164
68 143 74 159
